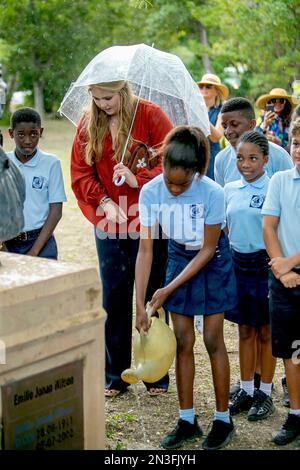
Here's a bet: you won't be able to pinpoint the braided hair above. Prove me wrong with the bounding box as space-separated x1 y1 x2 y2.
237 130 269 156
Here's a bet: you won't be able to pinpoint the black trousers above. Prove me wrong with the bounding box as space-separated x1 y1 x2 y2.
95 230 169 390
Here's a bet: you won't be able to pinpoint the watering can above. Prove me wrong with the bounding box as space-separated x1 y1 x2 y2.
121 305 177 384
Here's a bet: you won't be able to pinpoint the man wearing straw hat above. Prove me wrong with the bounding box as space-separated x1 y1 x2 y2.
255 88 300 148
197 73 229 180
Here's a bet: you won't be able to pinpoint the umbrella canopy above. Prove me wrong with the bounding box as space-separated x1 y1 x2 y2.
58 44 210 136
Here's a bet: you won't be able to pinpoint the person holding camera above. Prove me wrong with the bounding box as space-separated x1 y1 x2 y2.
255 88 299 148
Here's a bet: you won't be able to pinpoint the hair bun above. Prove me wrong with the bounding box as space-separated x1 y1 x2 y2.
172 126 197 146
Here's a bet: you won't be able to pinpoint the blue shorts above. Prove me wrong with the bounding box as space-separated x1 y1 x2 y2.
225 249 270 328
163 231 237 316
269 271 300 359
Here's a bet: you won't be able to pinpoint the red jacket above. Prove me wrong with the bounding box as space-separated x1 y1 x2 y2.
71 99 173 233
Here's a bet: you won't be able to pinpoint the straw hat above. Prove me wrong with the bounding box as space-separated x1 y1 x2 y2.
197 73 229 100
256 88 300 110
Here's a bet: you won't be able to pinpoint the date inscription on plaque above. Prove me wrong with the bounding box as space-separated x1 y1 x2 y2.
1 360 84 450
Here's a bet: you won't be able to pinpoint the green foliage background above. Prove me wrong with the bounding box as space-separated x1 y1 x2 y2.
0 0 299 114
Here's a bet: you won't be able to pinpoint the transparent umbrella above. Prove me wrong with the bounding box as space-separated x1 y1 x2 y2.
58 43 210 135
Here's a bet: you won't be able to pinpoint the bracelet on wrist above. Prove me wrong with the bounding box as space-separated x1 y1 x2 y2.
99 196 111 209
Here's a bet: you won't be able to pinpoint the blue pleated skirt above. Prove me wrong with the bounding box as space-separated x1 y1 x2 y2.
163 231 237 316
225 249 270 328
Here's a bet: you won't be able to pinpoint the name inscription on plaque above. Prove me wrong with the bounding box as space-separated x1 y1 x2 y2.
1 360 84 450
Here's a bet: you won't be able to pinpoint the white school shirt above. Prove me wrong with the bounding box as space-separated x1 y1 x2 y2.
224 173 269 253
214 142 293 187
261 167 300 264
139 173 225 248
7 148 67 231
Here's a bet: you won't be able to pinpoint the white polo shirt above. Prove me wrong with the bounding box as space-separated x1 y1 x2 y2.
262 167 300 261
214 142 293 187
7 148 67 231
224 173 269 253
139 173 225 248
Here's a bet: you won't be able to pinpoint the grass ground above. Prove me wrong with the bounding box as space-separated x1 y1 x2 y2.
1 118 299 451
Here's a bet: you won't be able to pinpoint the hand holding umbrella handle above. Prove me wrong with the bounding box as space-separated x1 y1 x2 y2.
114 175 126 186
113 162 126 186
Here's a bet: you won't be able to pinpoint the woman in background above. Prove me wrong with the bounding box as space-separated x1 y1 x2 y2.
197 73 229 179
255 88 299 148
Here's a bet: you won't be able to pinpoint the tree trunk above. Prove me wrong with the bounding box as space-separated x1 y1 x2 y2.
33 81 44 120
4 73 18 115
197 21 214 73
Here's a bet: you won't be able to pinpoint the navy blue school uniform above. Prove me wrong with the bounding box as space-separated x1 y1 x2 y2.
139 173 237 316
224 173 270 327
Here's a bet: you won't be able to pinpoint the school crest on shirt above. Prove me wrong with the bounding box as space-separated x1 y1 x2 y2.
189 204 204 219
249 194 265 209
32 176 45 189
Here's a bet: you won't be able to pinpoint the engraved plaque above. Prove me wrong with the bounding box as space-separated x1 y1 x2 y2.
2 360 84 450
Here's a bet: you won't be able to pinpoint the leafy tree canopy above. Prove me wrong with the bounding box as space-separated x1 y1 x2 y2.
0 0 299 112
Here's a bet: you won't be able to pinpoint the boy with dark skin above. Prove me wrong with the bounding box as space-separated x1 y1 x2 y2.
214 98 293 187
5 108 66 259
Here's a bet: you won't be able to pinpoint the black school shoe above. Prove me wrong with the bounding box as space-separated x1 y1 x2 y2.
272 413 300 445
202 418 235 450
161 417 203 449
229 388 253 415
247 389 275 421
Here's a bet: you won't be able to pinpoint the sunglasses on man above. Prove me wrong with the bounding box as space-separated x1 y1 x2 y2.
269 98 286 104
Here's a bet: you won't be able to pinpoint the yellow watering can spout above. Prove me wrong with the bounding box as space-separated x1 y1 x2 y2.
121 369 140 385
121 305 176 384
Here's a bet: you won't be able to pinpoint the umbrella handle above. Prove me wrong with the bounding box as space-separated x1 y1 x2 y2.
114 175 126 186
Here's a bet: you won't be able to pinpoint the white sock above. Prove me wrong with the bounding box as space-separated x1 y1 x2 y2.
289 409 300 416
260 382 272 397
214 409 230 424
241 379 254 397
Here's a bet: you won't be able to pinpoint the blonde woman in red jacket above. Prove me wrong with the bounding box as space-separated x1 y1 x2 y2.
71 80 173 397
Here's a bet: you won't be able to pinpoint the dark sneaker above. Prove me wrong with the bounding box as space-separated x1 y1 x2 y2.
229 388 253 415
272 413 300 445
247 389 275 421
281 377 290 408
229 381 240 399
161 418 203 449
202 418 235 450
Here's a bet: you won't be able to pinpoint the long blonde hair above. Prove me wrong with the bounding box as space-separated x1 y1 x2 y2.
83 81 135 165
214 89 224 108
